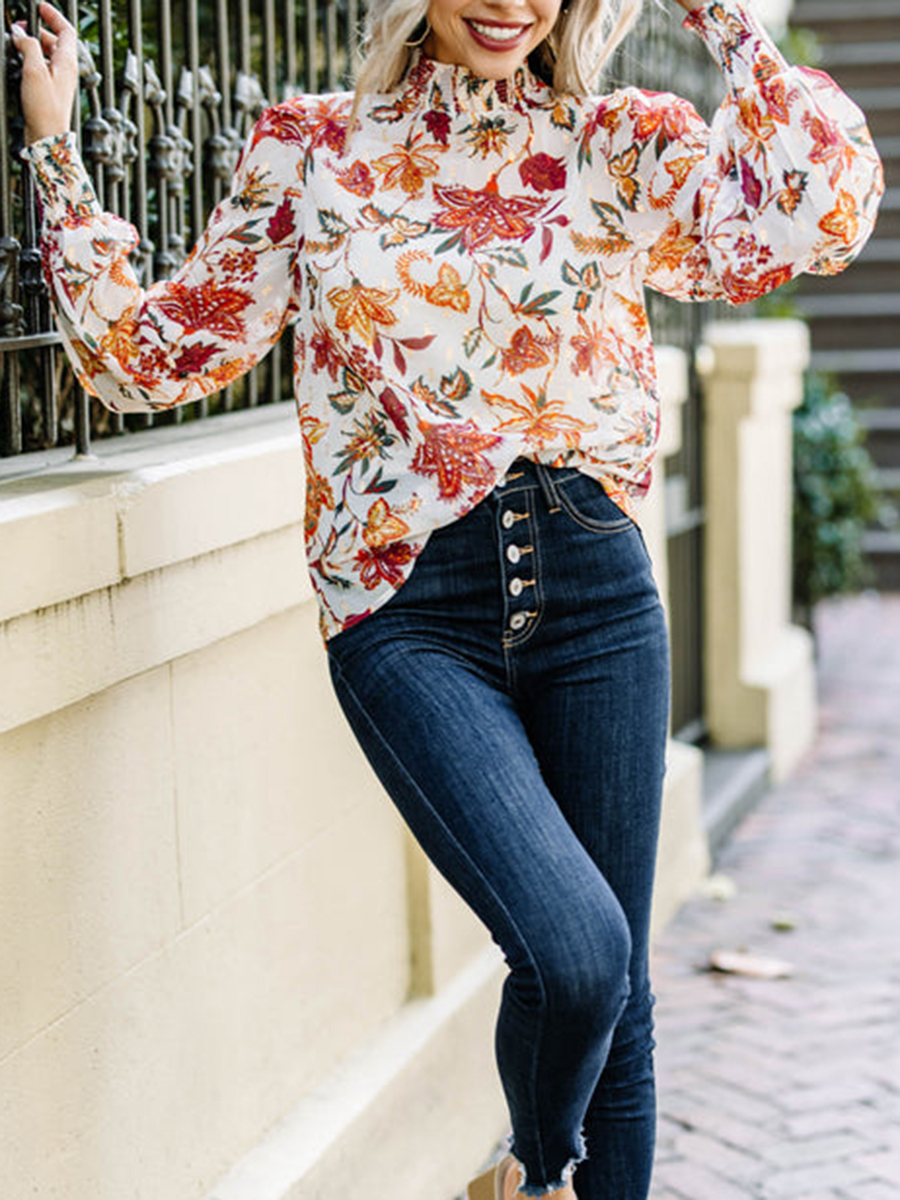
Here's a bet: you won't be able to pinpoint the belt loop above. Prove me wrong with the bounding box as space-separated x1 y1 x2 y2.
536 463 562 514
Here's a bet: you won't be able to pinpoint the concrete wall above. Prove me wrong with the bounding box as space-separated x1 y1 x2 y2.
0 323 810 1200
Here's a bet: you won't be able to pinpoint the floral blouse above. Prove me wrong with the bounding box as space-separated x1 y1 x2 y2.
24 0 883 638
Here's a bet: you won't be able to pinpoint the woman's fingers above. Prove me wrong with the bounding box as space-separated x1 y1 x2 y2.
11 3 78 142
37 2 76 41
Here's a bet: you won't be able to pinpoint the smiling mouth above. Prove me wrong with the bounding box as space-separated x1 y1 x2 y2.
464 18 532 48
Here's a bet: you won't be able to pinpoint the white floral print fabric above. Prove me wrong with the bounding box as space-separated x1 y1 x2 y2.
24 1 883 637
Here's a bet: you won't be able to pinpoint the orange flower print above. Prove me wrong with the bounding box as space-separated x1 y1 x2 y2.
363 498 411 548
372 133 445 196
647 220 702 277
482 385 596 450
355 541 415 590
411 420 501 500
433 179 548 250
327 282 400 343
465 115 515 159
305 468 335 538
500 326 551 375
721 262 794 304
608 145 642 211
631 101 689 149
818 191 859 246
156 279 253 337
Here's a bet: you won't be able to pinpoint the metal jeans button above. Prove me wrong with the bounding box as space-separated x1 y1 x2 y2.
509 578 524 597
506 545 521 564
502 511 517 530
509 612 527 632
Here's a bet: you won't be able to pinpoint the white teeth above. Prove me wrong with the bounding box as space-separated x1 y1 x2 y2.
468 20 527 41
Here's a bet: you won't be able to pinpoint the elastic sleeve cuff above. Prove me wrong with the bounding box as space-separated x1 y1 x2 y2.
683 0 790 90
20 132 101 223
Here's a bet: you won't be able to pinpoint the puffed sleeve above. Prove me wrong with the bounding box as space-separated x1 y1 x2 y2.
21 98 323 412
619 0 884 304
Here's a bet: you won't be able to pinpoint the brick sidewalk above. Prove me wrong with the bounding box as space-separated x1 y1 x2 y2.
650 593 900 1200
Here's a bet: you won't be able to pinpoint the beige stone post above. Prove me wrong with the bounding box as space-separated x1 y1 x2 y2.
699 319 817 781
644 348 709 935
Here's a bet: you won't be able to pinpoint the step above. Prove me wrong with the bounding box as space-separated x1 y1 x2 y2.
857 407 900 469
820 41 900 88
873 465 900 491
801 20 900 48
821 40 900 65
807 314 900 351
795 0 900 17
811 349 900 374
862 533 900 589
794 292 900 318
843 88 900 137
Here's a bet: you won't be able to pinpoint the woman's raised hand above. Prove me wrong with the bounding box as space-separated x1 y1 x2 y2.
11 2 79 144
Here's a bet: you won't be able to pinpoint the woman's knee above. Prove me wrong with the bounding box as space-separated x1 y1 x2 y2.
528 887 634 1027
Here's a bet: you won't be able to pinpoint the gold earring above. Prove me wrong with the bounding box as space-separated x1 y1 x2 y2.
404 21 431 47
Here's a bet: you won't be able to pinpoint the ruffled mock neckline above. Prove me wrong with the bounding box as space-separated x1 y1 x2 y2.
400 47 554 115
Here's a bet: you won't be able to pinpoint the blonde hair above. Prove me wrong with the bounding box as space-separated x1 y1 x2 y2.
352 0 644 109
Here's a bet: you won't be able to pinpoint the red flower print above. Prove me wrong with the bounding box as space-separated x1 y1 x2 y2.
355 541 414 590
173 342 220 375
336 160 375 198
310 321 345 380
156 279 252 338
411 420 501 499
266 197 296 243
519 153 567 193
569 317 615 380
432 179 548 250
801 109 854 185
424 110 451 146
740 160 764 208
631 100 689 148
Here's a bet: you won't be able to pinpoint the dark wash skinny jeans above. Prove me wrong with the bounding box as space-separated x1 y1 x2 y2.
326 460 670 1199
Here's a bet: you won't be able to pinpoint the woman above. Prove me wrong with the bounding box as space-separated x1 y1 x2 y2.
14 1 881 1197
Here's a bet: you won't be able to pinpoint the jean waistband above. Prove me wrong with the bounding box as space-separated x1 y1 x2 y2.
493 458 582 509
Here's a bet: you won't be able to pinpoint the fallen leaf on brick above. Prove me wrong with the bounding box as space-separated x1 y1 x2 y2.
708 949 794 979
770 912 798 931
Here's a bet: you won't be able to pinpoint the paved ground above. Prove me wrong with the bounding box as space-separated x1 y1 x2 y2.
650 592 900 1200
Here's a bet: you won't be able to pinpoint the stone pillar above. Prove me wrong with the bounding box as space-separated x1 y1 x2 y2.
699 319 816 782
645 346 709 936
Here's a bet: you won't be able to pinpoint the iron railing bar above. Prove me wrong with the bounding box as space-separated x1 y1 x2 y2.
0 7 23 455
285 0 296 95
305 0 316 92
68 0 91 456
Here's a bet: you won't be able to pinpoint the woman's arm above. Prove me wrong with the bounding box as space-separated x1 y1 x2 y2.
15 4 309 413
609 0 884 304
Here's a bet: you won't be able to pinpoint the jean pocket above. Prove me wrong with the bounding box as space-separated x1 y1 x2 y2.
554 472 636 534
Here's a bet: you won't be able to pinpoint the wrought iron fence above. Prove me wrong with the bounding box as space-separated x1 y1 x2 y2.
1 0 717 734
1 0 359 456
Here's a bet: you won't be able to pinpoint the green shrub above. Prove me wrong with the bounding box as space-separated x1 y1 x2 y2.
793 372 877 618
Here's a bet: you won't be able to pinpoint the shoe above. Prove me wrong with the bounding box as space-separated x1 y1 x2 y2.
467 1153 518 1200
